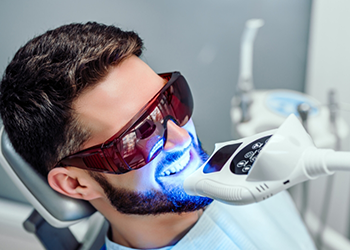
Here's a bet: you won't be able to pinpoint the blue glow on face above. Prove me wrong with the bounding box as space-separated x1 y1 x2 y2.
95 133 212 215
148 138 164 161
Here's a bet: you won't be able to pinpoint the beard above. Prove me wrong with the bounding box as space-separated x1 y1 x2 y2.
89 138 213 215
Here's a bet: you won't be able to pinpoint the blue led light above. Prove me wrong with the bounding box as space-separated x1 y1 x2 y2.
148 138 164 161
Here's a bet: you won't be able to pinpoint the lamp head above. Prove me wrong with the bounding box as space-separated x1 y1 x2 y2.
184 114 318 205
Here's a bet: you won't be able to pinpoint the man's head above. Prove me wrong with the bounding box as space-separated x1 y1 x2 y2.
0 22 212 216
0 22 143 176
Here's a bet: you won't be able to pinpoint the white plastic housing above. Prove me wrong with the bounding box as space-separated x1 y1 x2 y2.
183 114 335 205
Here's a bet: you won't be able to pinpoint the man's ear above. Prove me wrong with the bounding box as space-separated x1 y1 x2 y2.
47 167 104 201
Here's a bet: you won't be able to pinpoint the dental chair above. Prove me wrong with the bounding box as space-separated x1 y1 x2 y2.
0 127 108 250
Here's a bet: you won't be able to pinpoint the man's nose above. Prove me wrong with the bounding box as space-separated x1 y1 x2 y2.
163 120 191 152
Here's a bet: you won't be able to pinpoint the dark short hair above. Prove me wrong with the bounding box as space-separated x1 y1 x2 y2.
0 22 143 176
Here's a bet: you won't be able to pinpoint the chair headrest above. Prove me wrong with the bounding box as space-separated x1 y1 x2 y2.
0 127 96 228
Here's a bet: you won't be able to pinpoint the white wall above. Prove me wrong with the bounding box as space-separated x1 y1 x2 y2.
306 0 350 240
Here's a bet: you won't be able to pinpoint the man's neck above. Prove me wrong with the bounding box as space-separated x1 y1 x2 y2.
108 209 203 249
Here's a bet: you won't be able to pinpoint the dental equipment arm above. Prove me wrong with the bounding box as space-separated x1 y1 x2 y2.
237 19 264 93
235 19 264 122
184 114 350 205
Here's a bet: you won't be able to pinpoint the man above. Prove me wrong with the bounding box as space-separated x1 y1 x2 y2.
0 22 315 249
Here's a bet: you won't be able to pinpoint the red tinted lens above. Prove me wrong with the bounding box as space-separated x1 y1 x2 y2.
163 73 193 126
104 120 165 172
104 72 193 171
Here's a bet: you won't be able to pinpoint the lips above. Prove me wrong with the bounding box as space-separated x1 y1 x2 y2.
158 149 191 177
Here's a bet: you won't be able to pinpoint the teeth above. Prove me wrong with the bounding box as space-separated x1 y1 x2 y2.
159 151 191 177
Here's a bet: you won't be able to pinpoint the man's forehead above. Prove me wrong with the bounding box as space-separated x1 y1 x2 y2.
73 56 164 149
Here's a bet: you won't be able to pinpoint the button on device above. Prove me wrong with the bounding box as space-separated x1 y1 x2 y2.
242 166 251 173
252 142 263 150
237 160 248 168
230 135 272 175
250 156 257 163
244 151 254 158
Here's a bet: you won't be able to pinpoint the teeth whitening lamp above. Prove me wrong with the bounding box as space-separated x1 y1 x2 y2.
184 114 350 205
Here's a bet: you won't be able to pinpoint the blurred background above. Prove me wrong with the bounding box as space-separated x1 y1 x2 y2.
0 0 349 249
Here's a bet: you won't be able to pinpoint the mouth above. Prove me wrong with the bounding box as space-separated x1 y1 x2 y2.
158 149 191 177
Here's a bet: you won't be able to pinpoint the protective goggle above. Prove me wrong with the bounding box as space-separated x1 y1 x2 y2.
56 72 193 174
